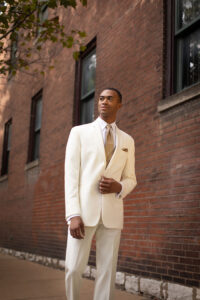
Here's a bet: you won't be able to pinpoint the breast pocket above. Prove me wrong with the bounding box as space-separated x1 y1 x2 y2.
120 149 128 158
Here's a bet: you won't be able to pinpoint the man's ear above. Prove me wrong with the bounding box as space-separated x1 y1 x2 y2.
118 102 122 109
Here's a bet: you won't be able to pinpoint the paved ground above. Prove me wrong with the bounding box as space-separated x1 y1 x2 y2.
0 253 151 300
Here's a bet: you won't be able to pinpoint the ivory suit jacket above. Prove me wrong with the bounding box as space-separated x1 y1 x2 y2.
64 119 137 229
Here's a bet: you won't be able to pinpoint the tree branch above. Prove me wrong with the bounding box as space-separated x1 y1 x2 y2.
0 7 37 41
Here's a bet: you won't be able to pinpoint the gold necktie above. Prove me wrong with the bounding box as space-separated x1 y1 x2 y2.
105 124 114 166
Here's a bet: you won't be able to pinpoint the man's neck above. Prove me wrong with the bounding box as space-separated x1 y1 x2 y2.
99 115 116 124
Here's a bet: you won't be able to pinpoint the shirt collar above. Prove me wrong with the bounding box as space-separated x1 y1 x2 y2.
97 117 116 131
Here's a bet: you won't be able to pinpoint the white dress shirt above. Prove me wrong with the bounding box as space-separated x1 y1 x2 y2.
66 117 123 224
96 117 116 147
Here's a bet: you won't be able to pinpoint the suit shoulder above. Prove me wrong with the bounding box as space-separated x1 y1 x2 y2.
118 128 135 143
70 122 93 133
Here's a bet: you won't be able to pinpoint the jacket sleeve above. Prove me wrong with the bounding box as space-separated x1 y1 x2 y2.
64 127 81 220
119 137 137 199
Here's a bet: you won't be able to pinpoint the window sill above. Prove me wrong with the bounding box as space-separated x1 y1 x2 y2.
158 83 200 112
0 174 8 183
25 159 39 171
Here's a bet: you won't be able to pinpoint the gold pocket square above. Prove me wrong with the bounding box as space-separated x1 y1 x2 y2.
122 148 128 152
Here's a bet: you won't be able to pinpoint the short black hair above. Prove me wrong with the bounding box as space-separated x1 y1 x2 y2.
102 87 122 102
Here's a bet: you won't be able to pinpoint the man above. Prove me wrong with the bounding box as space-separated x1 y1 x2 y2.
64 88 137 300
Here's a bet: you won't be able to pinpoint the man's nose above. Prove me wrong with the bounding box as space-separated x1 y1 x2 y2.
102 97 109 103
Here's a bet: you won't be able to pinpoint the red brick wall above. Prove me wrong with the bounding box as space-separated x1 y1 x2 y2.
0 0 199 288
119 97 200 287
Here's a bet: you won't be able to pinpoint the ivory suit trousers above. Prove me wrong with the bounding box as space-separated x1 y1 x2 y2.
65 218 121 300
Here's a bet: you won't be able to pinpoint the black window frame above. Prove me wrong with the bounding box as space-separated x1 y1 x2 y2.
27 90 43 163
73 37 96 125
1 118 12 176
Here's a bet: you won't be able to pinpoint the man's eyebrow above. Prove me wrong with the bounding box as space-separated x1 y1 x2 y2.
99 95 114 98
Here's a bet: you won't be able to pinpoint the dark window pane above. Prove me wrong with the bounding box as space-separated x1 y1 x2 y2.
74 39 96 125
37 3 48 36
178 0 200 29
7 122 12 151
35 97 42 131
8 34 18 76
4 152 9 174
81 49 96 99
182 28 200 88
1 120 12 175
10 39 18 63
80 96 94 124
33 131 40 160
40 4 48 23
28 91 42 163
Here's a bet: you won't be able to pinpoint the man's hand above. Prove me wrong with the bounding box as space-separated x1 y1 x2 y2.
99 176 122 194
69 216 85 239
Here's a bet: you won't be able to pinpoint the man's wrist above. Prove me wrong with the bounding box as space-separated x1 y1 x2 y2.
67 214 81 225
116 181 122 193
116 182 123 198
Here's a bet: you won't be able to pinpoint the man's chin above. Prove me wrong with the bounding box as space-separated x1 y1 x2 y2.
99 109 109 115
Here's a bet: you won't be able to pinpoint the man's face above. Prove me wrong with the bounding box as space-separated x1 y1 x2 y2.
98 89 122 120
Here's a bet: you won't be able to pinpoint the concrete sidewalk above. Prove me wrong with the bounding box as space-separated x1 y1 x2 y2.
0 252 150 300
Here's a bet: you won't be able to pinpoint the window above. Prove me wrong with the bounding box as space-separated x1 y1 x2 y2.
27 90 43 162
1 119 12 176
175 0 200 91
36 2 48 37
165 0 200 95
10 38 18 65
8 33 18 76
74 38 96 125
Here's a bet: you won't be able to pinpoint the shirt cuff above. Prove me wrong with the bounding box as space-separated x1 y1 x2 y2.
116 182 123 199
66 214 81 225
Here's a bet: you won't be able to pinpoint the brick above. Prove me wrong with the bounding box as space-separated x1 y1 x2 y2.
186 280 199 288
58 260 65 269
196 289 200 300
116 272 125 285
167 283 193 300
83 266 91 278
125 275 139 294
35 255 44 264
140 278 161 298
91 268 96 279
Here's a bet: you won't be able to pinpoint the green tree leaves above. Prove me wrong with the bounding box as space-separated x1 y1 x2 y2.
0 0 87 76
